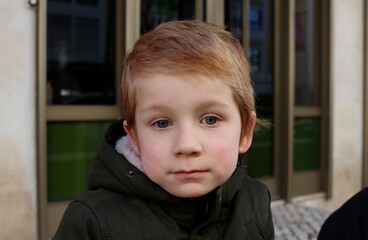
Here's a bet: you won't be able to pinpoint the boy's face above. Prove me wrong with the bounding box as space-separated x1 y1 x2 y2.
124 74 255 198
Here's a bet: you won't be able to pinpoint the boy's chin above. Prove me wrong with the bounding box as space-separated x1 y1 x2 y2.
165 186 216 199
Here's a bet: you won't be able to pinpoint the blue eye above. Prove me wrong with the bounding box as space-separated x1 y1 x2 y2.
155 120 170 128
203 116 218 125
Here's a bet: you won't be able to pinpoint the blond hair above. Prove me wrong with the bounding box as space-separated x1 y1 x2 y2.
121 20 255 139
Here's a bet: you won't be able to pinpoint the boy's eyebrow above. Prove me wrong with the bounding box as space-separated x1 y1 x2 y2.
139 104 172 114
139 100 231 114
195 100 231 110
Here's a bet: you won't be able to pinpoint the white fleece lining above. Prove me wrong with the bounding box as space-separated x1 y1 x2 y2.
115 136 144 172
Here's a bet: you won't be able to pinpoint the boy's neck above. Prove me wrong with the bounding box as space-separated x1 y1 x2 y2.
164 189 217 232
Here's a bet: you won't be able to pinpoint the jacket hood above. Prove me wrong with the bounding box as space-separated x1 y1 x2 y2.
87 120 246 207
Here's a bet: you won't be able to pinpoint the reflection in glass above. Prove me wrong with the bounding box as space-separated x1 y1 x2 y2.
224 0 274 117
246 123 273 177
247 0 274 178
47 0 116 105
224 0 243 43
141 0 196 34
77 0 98 6
294 0 321 106
224 0 274 178
249 7 262 31
47 121 111 201
293 118 320 171
249 0 273 118
50 0 71 3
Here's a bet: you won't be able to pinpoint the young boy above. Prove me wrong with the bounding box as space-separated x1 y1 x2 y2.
53 20 274 239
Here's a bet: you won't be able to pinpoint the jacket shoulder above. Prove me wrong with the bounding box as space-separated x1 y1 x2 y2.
52 195 107 239
241 175 271 203
234 175 274 239
53 189 123 240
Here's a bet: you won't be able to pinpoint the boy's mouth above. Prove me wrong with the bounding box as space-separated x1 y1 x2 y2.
172 170 208 179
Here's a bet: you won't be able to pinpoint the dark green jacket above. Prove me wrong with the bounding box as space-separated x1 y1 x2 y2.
53 120 274 239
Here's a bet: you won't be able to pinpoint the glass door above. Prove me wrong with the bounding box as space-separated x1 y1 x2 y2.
44 0 122 237
292 0 325 196
225 0 278 198
224 0 330 200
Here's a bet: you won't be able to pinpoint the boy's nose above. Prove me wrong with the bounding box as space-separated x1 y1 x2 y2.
173 125 202 157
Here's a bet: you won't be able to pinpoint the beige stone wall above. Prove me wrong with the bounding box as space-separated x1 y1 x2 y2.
327 0 364 210
300 0 365 211
0 1 37 239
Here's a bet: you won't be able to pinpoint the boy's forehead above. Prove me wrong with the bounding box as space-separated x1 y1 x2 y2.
135 72 226 85
135 75 235 113
132 73 236 106
134 73 234 101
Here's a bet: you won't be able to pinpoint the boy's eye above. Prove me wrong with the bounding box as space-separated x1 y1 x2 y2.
154 120 170 128
202 116 218 125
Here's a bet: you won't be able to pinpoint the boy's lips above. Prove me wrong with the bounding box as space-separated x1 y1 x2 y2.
172 170 209 179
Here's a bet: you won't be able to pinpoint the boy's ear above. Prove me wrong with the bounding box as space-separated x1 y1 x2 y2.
239 111 256 154
123 120 140 155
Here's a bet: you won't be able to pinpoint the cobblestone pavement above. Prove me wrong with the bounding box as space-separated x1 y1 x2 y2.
272 204 331 240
